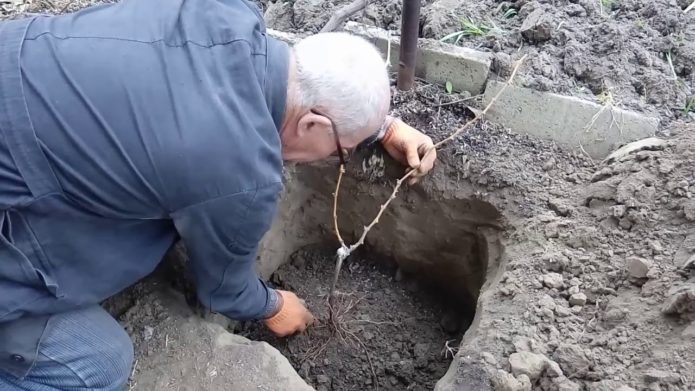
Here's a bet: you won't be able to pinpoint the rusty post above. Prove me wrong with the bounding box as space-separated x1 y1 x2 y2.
397 0 421 90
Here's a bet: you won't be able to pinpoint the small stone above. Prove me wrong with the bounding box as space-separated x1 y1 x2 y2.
611 205 627 217
661 282 695 315
509 352 547 381
539 294 556 310
604 308 627 323
555 306 571 317
571 306 583 314
565 4 586 16
553 343 592 377
543 158 556 171
316 375 330 384
142 326 154 341
553 376 581 391
413 343 429 360
567 285 580 295
648 240 663 254
643 369 680 384
542 273 564 289
513 336 540 353
569 293 587 307
683 199 695 221
481 352 498 366
627 257 653 279
549 199 571 217
545 359 563 378
491 370 524 391
542 308 555 319
517 374 532 391
390 352 400 361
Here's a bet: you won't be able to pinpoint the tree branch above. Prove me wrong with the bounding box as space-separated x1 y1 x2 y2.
320 0 368 32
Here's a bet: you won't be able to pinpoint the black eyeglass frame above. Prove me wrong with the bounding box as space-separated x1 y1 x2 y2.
310 108 382 167
310 108 348 166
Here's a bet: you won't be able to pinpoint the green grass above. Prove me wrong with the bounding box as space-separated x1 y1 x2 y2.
495 3 518 18
440 17 499 45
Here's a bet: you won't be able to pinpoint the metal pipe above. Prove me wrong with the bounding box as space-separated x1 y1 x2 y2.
397 0 421 90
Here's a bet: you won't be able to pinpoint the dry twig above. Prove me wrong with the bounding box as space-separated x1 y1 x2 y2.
328 55 528 305
320 0 368 32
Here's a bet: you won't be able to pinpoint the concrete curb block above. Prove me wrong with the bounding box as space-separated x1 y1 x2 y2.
483 81 660 159
343 22 492 95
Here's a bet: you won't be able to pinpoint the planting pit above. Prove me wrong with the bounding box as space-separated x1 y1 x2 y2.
238 244 468 390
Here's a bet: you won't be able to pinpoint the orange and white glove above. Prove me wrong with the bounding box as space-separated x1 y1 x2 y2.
264 290 315 337
380 117 437 185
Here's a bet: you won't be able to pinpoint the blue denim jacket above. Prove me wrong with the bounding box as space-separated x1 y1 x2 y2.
0 0 287 377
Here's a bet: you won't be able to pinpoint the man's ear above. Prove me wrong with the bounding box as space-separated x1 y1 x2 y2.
297 111 332 139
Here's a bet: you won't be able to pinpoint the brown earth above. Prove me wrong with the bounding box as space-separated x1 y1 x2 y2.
3 1 695 390
237 244 464 391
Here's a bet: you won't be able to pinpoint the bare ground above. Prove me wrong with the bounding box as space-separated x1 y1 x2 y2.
3 1 695 390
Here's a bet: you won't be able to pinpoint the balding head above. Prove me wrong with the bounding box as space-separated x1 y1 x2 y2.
280 32 391 162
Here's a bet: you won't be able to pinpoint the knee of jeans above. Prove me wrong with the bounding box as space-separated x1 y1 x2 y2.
89 328 134 390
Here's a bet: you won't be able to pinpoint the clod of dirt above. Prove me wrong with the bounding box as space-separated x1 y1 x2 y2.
661 281 695 315
626 256 653 279
520 9 554 43
238 245 464 390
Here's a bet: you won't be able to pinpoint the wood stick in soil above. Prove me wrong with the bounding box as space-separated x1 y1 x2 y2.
328 55 528 306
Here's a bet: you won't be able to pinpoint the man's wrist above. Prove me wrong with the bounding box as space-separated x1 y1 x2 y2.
377 115 397 141
263 289 284 319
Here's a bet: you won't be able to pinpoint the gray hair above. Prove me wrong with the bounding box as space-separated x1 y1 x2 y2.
291 32 391 137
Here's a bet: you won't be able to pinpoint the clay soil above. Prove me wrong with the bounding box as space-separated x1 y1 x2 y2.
237 244 466 391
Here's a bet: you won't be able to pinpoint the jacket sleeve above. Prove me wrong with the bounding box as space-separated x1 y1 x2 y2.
170 182 282 321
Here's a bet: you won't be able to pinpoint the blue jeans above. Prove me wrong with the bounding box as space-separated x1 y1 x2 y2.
0 306 134 391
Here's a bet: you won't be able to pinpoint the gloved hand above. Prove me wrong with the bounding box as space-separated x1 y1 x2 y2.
380 117 437 185
264 290 315 337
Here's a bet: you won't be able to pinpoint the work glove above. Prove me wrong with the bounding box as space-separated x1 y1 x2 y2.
264 290 315 337
380 117 437 185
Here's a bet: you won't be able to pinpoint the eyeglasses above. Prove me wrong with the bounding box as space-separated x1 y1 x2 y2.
310 109 383 167
311 108 348 166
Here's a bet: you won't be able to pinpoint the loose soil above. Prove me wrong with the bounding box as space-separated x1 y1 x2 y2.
237 244 465 391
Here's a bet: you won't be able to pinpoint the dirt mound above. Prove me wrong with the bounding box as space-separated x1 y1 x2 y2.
422 0 694 123
238 245 464 390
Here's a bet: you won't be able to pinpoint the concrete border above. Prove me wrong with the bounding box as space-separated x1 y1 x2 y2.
483 81 660 159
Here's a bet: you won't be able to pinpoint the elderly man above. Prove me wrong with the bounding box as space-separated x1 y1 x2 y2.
0 0 436 388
